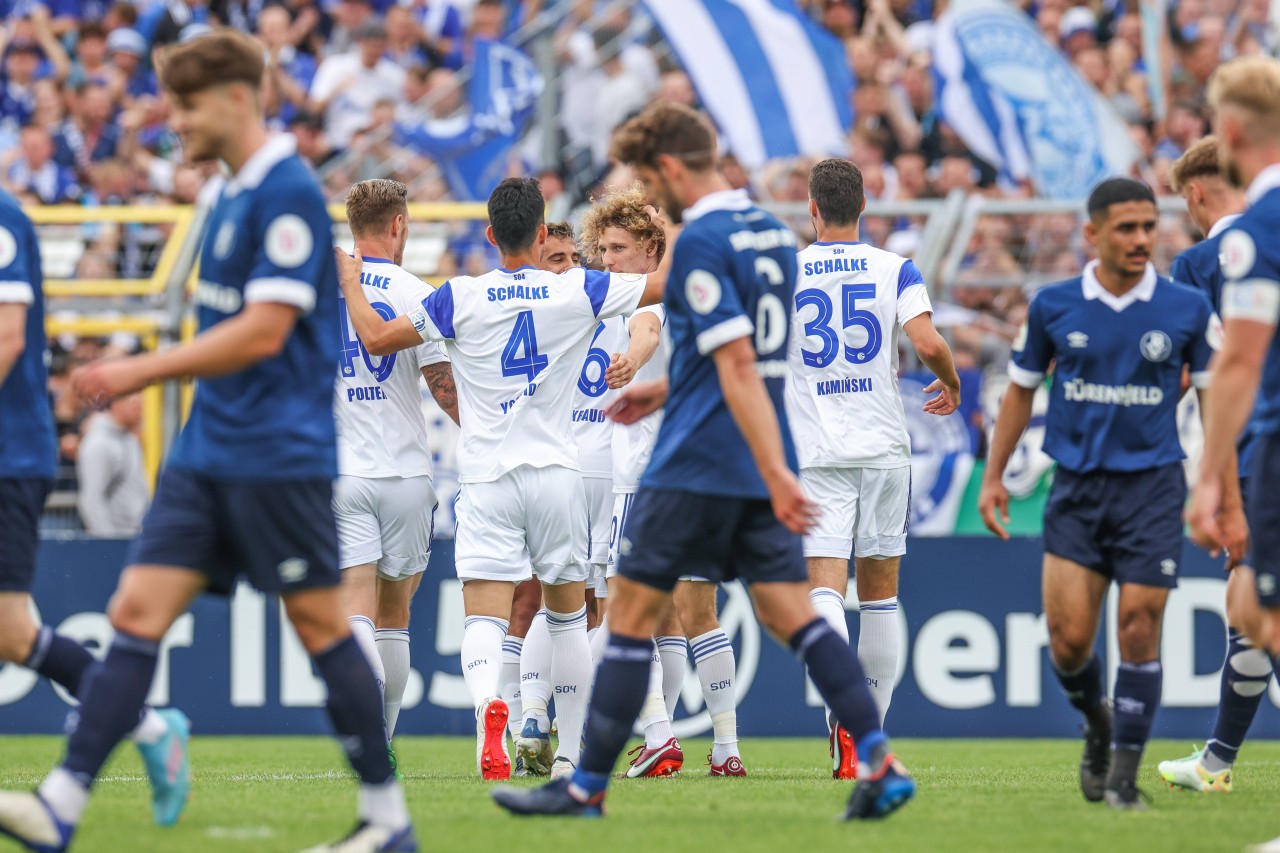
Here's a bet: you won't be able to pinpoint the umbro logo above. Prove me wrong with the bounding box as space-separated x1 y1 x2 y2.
277 558 309 582
1160 559 1177 576
1067 331 1089 349
1260 574 1277 596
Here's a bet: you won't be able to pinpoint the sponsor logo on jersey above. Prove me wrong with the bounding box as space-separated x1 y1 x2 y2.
1062 378 1163 406
0 226 17 269
195 280 243 314
1139 330 1172 362
1220 229 1257 281
264 214 313 268
728 228 796 253
1066 331 1089 349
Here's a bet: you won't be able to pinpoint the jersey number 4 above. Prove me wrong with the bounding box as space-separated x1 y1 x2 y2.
502 309 550 381
339 297 397 382
795 284 882 367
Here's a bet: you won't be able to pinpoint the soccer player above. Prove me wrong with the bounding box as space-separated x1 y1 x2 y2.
334 178 662 782
788 158 961 779
491 102 914 821
0 186 191 829
979 177 1232 810
335 179 460 769
0 31 416 853
1190 58 1280 850
1158 138 1260 793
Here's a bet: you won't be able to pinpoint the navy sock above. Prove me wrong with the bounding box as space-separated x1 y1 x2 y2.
575 635 652 789
313 635 395 786
790 619 881 748
1053 654 1108 729
61 632 157 786
25 625 95 698
1112 660 1162 750
1206 628 1272 765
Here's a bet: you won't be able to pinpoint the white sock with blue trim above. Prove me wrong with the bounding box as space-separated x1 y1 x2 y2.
858 597 899 724
656 636 687 719
375 628 411 739
461 615 509 710
546 606 591 765
500 635 524 739
349 616 387 740
691 629 739 764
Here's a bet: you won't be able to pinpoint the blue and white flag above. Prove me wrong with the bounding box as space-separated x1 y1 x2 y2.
933 0 1137 198
395 39 542 200
642 0 853 170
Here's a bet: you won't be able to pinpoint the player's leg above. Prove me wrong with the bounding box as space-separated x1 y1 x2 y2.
341 564 386 733
334 475 388 734
1103 582 1169 809
852 465 910 725
375 573 422 740
654 601 687 718
583 475 613 636
675 579 742 774
517 605 554 772
625 605 684 778
503 578 541 747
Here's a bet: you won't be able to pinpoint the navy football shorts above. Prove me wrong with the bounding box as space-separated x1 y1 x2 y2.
1042 463 1185 589
617 487 806 593
128 466 339 596
0 478 53 592
1246 436 1280 607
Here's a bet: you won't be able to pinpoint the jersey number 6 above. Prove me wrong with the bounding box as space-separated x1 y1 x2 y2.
795 284 883 367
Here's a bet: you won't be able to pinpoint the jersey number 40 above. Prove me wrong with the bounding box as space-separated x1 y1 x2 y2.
795 283 883 368
339 297 397 382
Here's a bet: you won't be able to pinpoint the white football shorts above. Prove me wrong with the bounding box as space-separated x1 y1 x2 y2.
801 465 911 560
584 474 613 569
454 464 589 585
334 474 437 579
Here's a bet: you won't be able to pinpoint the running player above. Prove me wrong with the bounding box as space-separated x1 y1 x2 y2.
492 102 914 821
980 178 1235 810
0 30 415 853
0 187 191 830
1158 138 1260 793
1190 57 1280 851
335 179 460 772
789 158 960 779
334 177 662 782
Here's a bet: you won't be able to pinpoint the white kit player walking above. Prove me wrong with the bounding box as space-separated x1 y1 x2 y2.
334 179 460 771
787 159 961 778
335 177 663 781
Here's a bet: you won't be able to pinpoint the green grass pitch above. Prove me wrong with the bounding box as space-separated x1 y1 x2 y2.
3 736 1280 852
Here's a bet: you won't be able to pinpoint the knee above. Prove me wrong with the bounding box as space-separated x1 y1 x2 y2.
1048 628 1093 670
1116 609 1161 661
107 590 165 641
0 617 37 664
286 604 347 655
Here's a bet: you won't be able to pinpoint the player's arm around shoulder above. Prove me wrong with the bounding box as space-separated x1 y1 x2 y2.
334 247 438 355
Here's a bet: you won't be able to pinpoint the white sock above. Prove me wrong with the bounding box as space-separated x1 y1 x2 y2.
589 614 609 665
691 629 738 763
546 606 591 765
501 635 524 739
358 780 409 831
376 629 411 739
349 616 387 739
858 597 900 725
460 616 508 709
639 648 674 748
520 611 552 728
130 708 169 745
39 767 89 826
656 636 687 719
809 587 850 642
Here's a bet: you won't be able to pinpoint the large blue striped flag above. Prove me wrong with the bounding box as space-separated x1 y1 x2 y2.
642 0 854 169
933 0 1137 198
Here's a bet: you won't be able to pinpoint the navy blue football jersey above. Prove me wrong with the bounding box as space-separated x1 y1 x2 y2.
169 135 340 479
642 190 799 499
0 187 55 478
1009 262 1219 473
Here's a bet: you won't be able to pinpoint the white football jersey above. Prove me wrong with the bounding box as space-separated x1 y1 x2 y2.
413 265 647 483
785 241 933 469
611 305 668 493
571 314 626 478
335 257 449 478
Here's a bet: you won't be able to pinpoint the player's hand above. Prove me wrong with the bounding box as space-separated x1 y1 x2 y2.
605 352 638 389
605 378 667 424
334 246 362 293
1217 502 1251 568
978 477 1011 541
1189 475 1230 556
765 469 820 535
71 357 153 407
923 379 960 416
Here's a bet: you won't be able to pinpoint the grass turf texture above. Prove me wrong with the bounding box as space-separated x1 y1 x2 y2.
2 737 1280 852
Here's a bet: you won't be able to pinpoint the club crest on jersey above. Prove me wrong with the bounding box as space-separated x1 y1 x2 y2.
1220 229 1256 281
265 214 313 268
1066 331 1089 349
685 270 722 315
213 222 235 259
0 225 16 268
1139 330 1172 363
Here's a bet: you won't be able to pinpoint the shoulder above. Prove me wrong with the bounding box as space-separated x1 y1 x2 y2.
1028 278 1081 312
256 157 328 215
1155 276 1214 312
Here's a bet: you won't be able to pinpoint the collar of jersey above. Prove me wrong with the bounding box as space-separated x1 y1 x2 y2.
1246 163 1280 206
1081 259 1156 312
362 256 393 264
682 189 751 224
1207 212 1243 240
498 265 537 273
811 240 863 246
222 133 298 198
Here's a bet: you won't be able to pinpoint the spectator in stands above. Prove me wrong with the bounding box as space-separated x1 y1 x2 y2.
68 23 111 90
404 0 464 69
385 6 430 67
0 39 46 137
289 108 342 169
76 393 149 537
892 149 928 199
1154 100 1206 160
258 5 316 125
52 82 122 177
323 0 375 57
105 27 156 102
3 122 80 203
1176 16 1225 90
309 18 406 149
1058 5 1097 57
31 77 63 130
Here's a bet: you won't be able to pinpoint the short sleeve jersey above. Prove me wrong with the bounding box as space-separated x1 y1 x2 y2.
413 265 645 483
335 256 449 479
1008 261 1219 473
169 135 340 479
642 190 799 499
0 188 56 478
570 314 626 478
786 241 933 469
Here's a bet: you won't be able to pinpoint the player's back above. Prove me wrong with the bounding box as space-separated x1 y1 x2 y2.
644 190 798 499
172 135 340 480
786 241 932 469
335 257 446 479
1222 185 1280 438
0 188 56 479
423 265 643 483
